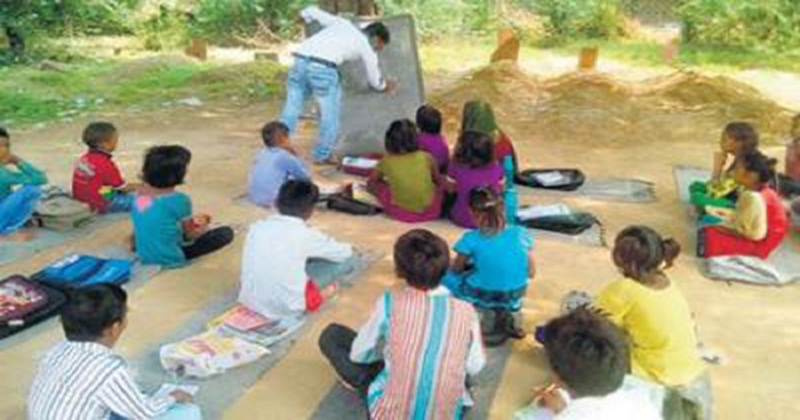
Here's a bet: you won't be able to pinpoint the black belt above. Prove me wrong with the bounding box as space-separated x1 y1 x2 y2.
293 54 338 69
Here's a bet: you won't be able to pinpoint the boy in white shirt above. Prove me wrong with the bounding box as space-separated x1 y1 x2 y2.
526 308 663 420
238 179 353 319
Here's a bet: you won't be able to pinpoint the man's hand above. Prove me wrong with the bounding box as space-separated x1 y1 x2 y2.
169 390 194 404
383 80 398 94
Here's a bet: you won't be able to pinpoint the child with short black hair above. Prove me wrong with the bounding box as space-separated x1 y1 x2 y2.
73 122 139 213
416 104 449 173
526 308 661 419
319 229 485 418
131 145 234 268
247 121 311 207
594 226 711 418
701 150 788 259
443 188 534 346
368 119 445 223
447 130 504 228
239 179 352 318
690 122 760 209
0 127 47 239
28 284 201 420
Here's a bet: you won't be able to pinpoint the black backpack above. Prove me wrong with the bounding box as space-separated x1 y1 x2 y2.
321 193 383 216
515 169 586 191
519 212 600 236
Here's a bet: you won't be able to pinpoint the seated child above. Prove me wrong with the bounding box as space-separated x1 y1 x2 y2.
247 121 311 207
595 226 711 417
73 122 139 213
690 122 759 210
779 113 800 198
367 119 445 223
28 284 201 420
443 188 534 346
239 179 352 319
416 104 449 173
447 131 504 228
527 308 661 420
0 127 47 238
700 150 788 259
132 145 234 268
319 229 485 418
461 100 519 174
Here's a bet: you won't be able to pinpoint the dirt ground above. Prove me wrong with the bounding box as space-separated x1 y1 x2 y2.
1 58 799 420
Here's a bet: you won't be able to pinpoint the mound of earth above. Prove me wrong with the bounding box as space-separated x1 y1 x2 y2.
429 63 794 147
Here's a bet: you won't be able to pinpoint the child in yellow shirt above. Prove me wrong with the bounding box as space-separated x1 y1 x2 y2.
594 226 711 417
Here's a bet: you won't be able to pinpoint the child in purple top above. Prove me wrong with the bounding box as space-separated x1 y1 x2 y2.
416 105 449 173
448 131 504 228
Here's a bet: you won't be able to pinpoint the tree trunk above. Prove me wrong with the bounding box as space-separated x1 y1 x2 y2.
5 26 25 56
319 0 379 16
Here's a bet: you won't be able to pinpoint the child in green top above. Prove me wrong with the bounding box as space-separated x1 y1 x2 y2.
0 127 47 238
367 119 445 223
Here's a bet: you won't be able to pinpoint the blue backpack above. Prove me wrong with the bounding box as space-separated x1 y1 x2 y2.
34 255 132 288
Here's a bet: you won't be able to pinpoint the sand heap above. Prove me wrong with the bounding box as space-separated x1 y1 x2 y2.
430 63 795 147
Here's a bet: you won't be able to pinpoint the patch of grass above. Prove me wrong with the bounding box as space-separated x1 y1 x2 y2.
0 58 285 127
547 39 800 73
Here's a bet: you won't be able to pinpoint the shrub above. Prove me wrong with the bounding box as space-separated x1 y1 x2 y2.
530 0 628 44
679 0 800 51
189 0 314 44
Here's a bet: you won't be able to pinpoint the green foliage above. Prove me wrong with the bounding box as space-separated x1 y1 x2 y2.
531 0 628 44
189 0 314 43
679 0 800 51
135 6 189 50
380 0 498 38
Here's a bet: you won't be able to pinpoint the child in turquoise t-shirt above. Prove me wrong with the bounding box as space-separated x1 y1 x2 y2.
131 145 233 268
0 127 47 238
442 187 535 346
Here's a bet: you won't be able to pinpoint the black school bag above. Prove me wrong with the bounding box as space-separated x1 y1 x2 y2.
0 275 67 339
519 212 600 235
515 169 586 191
321 193 383 216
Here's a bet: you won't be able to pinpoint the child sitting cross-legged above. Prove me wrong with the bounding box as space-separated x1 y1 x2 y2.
73 122 140 213
0 127 47 240
526 307 661 420
247 121 311 208
28 284 201 420
239 179 352 319
596 226 711 418
416 104 450 173
319 229 486 418
689 122 759 211
443 187 534 346
367 119 446 223
700 150 788 260
447 131 504 228
132 145 234 268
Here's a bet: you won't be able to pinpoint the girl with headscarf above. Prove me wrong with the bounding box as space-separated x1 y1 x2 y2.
460 100 519 175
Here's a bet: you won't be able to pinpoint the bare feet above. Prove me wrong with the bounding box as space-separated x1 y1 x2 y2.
0 229 36 242
320 283 338 300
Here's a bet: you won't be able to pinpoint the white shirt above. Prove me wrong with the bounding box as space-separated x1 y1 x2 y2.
28 341 175 420
295 6 386 90
238 214 353 319
556 376 664 420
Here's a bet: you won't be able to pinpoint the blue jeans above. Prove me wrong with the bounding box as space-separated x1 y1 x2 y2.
0 185 41 235
280 57 342 161
110 403 202 420
106 192 135 213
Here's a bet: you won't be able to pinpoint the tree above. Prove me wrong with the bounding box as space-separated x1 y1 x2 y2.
0 0 32 58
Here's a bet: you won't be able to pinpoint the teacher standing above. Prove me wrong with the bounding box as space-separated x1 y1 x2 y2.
280 6 396 165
